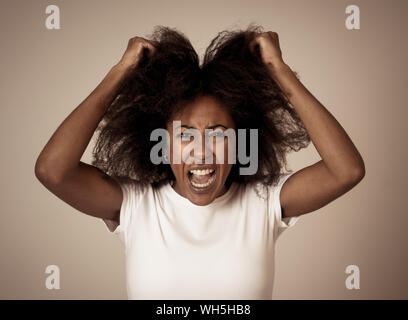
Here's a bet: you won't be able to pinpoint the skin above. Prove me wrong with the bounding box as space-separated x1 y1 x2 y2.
35 31 365 226
250 32 365 218
34 36 156 223
166 95 236 206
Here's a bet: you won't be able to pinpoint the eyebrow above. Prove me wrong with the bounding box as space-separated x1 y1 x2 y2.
176 124 228 130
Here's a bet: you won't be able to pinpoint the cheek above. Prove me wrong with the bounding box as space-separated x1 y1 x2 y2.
221 163 232 174
224 141 230 161
215 139 235 164
217 164 233 185
167 139 185 163
212 139 228 163
215 141 233 175
170 164 184 177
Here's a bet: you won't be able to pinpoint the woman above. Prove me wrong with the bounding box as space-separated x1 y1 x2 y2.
35 25 365 299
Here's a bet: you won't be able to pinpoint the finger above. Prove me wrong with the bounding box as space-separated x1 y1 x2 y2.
142 43 156 58
150 40 160 48
269 31 279 42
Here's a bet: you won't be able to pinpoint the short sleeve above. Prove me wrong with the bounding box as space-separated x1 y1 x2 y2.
101 181 144 247
269 172 300 241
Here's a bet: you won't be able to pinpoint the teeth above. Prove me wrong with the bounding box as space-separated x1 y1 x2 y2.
191 174 216 188
189 169 215 175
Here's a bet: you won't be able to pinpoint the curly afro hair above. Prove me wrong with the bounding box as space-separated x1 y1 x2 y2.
91 24 310 189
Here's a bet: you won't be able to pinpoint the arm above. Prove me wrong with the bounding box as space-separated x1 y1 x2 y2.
35 36 157 222
250 32 365 218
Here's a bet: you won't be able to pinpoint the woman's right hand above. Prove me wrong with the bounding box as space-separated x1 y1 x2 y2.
117 36 157 72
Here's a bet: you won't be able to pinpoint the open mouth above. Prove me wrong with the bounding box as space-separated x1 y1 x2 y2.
187 167 217 192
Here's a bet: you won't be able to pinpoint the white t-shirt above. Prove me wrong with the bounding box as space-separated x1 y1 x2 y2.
103 172 300 299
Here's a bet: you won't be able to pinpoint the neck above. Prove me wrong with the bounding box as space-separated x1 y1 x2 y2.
172 181 229 199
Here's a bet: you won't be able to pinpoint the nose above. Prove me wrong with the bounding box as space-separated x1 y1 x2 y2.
188 133 214 164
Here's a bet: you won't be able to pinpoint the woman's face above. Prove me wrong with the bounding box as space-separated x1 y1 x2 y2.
166 95 236 206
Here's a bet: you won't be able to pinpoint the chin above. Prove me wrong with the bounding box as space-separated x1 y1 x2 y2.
188 195 215 206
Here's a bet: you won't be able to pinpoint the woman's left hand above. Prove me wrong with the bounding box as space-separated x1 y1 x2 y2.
249 31 286 73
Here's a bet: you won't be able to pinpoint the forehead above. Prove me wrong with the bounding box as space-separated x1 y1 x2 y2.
169 95 235 128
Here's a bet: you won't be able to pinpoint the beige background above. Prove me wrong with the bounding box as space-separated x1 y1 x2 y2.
0 0 407 299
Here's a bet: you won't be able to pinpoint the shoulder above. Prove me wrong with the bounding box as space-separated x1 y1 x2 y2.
112 177 152 205
233 180 268 205
118 179 148 192
240 172 295 202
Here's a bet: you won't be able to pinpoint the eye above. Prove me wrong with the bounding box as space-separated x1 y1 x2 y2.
208 130 225 138
176 132 193 139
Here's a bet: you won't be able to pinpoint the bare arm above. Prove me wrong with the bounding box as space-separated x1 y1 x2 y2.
35 36 157 222
275 62 365 218
250 32 365 218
